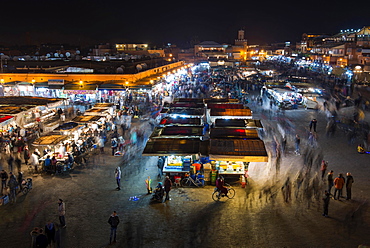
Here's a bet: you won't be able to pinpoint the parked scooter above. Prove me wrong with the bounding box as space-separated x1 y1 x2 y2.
150 182 164 203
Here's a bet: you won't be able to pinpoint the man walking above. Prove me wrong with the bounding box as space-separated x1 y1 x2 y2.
57 199 66 228
322 190 330 217
320 160 328 179
327 170 334 194
1 169 8 195
111 138 118 156
7 172 18 203
157 157 164 180
108 211 120 244
164 176 172 202
346 172 354 200
333 173 345 200
294 134 301 155
309 118 317 132
115 167 121 190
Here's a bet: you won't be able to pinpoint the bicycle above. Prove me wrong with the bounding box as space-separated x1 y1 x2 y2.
181 174 205 187
212 183 236 201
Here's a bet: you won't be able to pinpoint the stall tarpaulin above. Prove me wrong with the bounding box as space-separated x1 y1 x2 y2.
72 115 105 123
210 128 259 139
214 119 263 129
160 117 202 126
142 138 206 156
83 108 109 116
32 134 69 146
150 126 204 139
0 115 14 127
208 139 268 162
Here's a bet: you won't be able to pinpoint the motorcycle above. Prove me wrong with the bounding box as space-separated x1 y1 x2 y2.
150 185 164 203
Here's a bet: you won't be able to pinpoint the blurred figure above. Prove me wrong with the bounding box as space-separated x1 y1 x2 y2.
322 190 330 217
309 119 317 132
346 172 354 200
294 134 301 155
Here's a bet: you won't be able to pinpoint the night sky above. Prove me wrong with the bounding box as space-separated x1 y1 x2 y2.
1 0 370 47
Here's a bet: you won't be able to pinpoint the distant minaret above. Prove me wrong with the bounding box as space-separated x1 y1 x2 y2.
235 29 247 46
235 29 248 60
238 30 245 40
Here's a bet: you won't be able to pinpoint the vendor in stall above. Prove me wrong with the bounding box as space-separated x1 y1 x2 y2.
44 155 52 169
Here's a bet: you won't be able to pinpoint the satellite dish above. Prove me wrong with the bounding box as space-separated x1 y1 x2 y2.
54 53 59 57
65 52 71 57
76 50 80 55
136 64 142 71
46 53 51 57
116 67 124 73
60 54 64 58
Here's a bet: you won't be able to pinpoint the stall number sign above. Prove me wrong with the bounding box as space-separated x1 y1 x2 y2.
48 79 64 85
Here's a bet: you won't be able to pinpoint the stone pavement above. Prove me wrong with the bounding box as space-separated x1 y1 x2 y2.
0 99 370 247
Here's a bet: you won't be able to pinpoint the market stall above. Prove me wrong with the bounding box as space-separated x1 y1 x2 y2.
142 138 206 174
208 139 268 176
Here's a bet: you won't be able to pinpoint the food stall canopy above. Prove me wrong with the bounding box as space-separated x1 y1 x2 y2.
168 108 205 118
94 103 114 108
214 119 263 129
32 134 69 146
142 138 207 156
83 108 109 116
0 115 14 126
208 139 268 162
169 102 205 108
0 105 35 115
150 126 204 139
210 108 252 119
204 98 239 104
173 98 204 103
159 117 202 126
207 103 245 109
0 96 65 106
72 115 104 123
210 128 259 139
54 122 80 131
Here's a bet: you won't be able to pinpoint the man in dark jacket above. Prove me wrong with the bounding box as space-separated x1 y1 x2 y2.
322 190 330 217
346 172 354 200
309 118 317 132
1 169 8 195
7 172 18 203
108 211 120 244
327 170 334 194
164 176 172 201
44 221 56 246
35 228 48 248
